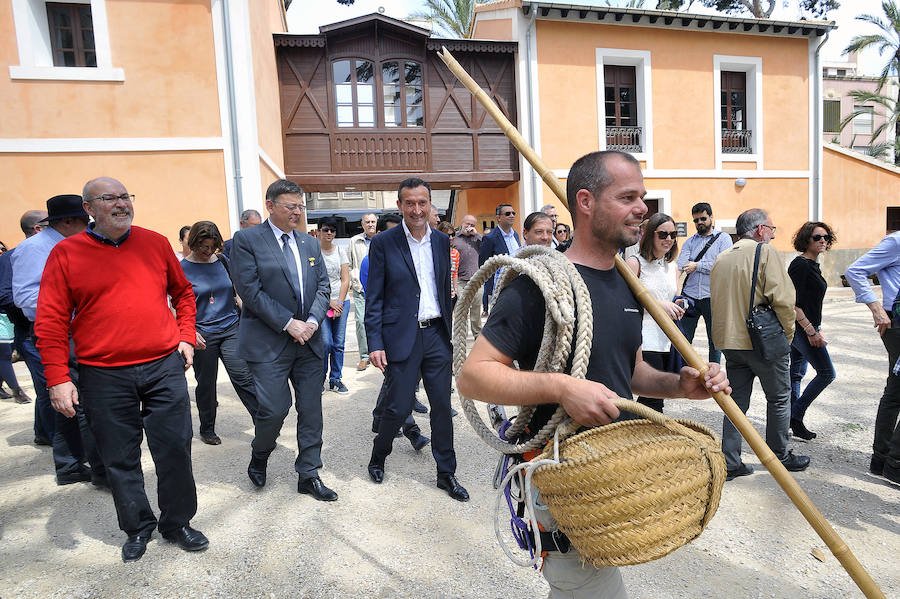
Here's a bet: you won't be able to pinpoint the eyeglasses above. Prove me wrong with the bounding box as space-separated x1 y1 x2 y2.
277 202 305 212
655 231 678 240
811 234 831 242
87 193 135 204
692 216 708 223
319 227 336 233
502 211 516 216
556 228 567 233
761 224 777 233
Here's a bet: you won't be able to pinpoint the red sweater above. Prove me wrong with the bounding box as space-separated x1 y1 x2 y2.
35 226 196 387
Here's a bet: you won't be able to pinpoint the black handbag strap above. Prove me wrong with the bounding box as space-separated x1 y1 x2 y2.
748 242 763 319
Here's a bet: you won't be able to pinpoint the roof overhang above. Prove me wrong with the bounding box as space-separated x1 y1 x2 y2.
520 2 835 38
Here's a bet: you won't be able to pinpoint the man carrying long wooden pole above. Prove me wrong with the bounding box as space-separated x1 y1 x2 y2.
458 150 731 598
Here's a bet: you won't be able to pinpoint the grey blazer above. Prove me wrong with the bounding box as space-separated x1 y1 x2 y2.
230 220 330 362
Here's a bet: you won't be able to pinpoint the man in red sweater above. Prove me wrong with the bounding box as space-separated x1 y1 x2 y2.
35 177 208 563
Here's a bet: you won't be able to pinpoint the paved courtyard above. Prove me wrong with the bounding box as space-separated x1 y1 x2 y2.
0 287 897 598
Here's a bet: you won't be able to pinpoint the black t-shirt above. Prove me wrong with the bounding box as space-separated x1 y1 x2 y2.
481 264 643 432
788 256 827 327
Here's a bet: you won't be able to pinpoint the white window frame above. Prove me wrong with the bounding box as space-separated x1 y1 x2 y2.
595 48 653 167
9 0 124 81
852 105 874 135
713 55 762 168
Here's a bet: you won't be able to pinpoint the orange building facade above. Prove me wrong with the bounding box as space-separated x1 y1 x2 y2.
1 0 287 249
470 1 867 260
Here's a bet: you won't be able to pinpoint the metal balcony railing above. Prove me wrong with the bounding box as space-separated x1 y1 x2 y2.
721 129 753 153
606 126 642 152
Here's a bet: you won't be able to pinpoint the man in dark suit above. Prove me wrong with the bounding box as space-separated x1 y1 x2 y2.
478 203 521 311
230 179 337 501
222 209 261 258
365 178 468 501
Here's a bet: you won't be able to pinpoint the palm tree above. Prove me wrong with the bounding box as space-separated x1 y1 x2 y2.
409 0 477 39
844 0 900 164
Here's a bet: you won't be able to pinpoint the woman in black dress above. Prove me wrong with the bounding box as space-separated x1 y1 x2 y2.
788 221 837 440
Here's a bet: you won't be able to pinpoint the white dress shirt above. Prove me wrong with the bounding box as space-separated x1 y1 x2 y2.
402 220 441 321
268 220 316 329
500 226 521 254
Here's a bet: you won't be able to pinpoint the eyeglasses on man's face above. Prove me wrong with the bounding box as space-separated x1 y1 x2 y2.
811 234 831 242
761 224 777 233
655 231 678 240
87 193 135 204
277 201 305 213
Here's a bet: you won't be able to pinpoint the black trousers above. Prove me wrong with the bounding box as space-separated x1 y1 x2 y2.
372 324 456 474
876 326 900 469
79 351 197 537
635 350 667 414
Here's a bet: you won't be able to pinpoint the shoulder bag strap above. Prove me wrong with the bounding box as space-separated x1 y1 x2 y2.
683 232 721 288
748 242 763 319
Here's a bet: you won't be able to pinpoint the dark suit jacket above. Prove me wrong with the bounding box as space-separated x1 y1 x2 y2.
230 220 330 362
365 224 452 363
478 226 521 266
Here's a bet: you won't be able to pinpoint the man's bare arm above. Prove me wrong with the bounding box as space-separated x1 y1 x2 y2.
457 335 620 427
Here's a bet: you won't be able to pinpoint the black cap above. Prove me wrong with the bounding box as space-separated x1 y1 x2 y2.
39 194 89 223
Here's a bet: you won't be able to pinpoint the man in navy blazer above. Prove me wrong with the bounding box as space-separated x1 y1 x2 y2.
478 203 521 309
230 179 337 501
365 177 469 501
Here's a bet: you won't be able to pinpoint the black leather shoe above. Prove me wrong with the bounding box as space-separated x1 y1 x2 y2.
33 435 52 446
247 455 267 488
437 474 469 502
91 473 109 489
122 534 151 562
413 399 428 414
161 526 209 552
298 476 338 501
870 455 885 475
726 463 754 481
57 468 92 485
410 434 430 451
790 418 816 440
367 463 384 484
781 450 810 472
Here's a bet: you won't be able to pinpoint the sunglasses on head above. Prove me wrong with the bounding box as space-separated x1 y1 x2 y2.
656 231 678 240
693 216 709 223
811 234 831 242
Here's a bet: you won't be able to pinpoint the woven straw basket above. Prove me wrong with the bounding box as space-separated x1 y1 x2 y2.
531 399 726 567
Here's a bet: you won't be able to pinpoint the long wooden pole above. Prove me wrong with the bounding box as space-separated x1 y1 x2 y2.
436 47 885 599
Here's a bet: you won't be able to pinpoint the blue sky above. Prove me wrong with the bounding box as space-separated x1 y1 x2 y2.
287 0 892 75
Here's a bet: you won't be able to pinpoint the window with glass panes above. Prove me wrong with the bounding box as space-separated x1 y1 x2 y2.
46 3 96 67
333 59 376 128
382 61 423 127
604 65 637 127
721 71 746 130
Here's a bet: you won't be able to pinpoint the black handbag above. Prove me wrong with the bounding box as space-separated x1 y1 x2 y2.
745 243 790 361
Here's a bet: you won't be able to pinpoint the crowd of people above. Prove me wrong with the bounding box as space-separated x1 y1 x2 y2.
1 153 897 599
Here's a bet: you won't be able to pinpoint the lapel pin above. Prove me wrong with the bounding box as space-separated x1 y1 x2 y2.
308 257 316 266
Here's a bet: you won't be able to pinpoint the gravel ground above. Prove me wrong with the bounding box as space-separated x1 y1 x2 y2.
0 287 897 598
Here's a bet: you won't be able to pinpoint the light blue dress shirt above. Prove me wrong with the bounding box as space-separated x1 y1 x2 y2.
845 231 900 310
11 227 65 321
675 229 733 299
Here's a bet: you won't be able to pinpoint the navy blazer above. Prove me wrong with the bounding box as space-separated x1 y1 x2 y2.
230 221 331 363
478 226 521 266
365 224 452 363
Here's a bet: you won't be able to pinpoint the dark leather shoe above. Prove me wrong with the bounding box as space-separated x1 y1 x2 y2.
781 450 810 472
161 526 209 552
57 468 92 485
437 474 469 502
413 399 428 414
726 463 754 481
298 476 338 501
201 434 222 445
367 463 384 484
870 455 885 475
247 455 267 488
33 435 52 446
410 434 430 451
122 534 151 562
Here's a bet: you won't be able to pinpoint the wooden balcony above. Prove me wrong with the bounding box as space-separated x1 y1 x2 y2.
332 132 427 172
